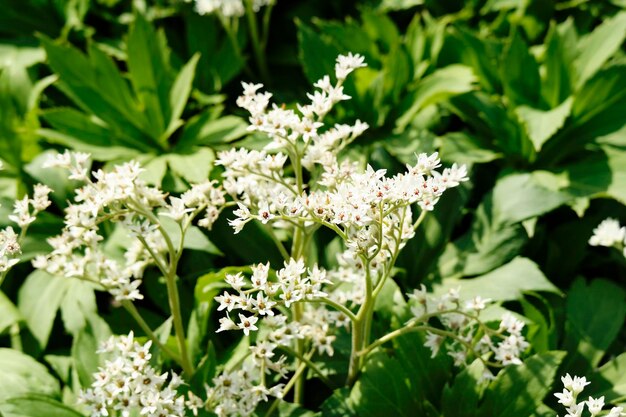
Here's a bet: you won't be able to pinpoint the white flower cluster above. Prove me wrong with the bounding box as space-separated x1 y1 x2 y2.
206 364 284 417
35 151 225 301
9 183 52 227
235 54 367 156
0 227 21 273
589 218 626 257
554 374 624 417
219 54 467 275
215 259 331 334
78 332 202 417
0 180 51 273
410 286 529 375
195 0 272 17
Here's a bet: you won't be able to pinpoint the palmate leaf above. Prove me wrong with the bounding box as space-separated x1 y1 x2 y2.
501 30 541 107
541 20 577 107
18 270 98 348
40 36 156 151
127 13 175 139
41 14 201 154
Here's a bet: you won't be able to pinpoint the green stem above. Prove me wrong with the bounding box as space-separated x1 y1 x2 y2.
244 0 271 83
279 345 333 387
122 300 182 364
304 297 358 323
265 350 315 417
292 301 305 404
129 203 194 376
218 14 255 80
262 223 290 261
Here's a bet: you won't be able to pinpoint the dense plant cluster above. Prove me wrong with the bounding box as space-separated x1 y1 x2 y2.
1 1 626 417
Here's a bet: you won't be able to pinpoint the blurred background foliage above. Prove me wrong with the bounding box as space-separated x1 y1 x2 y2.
1 0 626 416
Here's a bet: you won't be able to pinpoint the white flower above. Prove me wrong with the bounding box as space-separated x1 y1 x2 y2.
589 218 625 247
586 396 605 415
561 374 590 395
607 407 625 417
237 314 259 335
464 296 491 311
554 389 576 407
335 53 367 80
424 332 444 358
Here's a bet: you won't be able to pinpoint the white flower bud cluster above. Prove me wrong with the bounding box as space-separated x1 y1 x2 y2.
589 218 626 257
409 286 529 374
215 259 332 335
78 332 202 417
554 374 625 417
195 0 272 18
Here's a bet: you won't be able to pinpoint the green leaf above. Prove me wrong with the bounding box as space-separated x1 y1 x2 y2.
40 36 154 152
350 352 418 417
41 108 114 148
127 13 174 138
392 332 452 406
18 270 70 348
166 147 215 184
378 0 423 11
441 360 485 417
182 226 223 256
297 20 338 83
0 291 21 335
71 315 110 389
591 352 626 401
0 395 83 417
166 53 200 139
542 20 576 107
373 278 407 320
185 13 245 92
558 145 626 205
435 257 561 302
444 27 502 93
321 388 355 417
478 351 566 416
395 65 477 132
194 266 250 304
491 172 570 225
59 280 98 335
0 349 60 400
177 114 248 150
516 97 573 152
574 11 626 89
501 30 541 107
564 278 626 368
439 132 502 165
